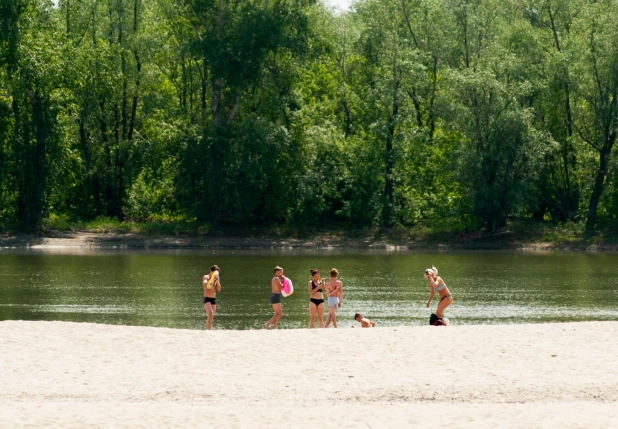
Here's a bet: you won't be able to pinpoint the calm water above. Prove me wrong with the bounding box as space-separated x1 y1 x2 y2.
1 249 617 330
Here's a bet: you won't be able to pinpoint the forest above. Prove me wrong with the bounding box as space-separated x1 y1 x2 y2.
1 0 618 234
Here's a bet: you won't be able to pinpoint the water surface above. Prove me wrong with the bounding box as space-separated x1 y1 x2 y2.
1 249 617 329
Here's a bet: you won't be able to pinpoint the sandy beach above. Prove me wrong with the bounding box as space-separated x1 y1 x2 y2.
1 321 617 428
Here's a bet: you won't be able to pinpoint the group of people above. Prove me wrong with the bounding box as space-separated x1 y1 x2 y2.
201 264 453 330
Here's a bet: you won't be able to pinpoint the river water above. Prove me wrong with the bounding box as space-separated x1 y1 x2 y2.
1 249 617 329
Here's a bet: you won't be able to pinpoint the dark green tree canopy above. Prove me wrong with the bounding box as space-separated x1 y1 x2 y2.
1 0 618 231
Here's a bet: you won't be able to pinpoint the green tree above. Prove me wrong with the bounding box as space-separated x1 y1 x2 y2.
525 0 581 222
568 0 618 229
181 0 315 223
447 0 548 230
0 0 60 225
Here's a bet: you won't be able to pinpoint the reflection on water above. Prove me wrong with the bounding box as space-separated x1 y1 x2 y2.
0 249 617 330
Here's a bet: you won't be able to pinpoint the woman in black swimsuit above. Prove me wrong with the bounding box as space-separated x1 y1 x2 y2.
308 269 325 328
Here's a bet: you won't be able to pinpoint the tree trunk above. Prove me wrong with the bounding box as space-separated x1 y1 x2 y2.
98 101 113 217
181 53 187 113
128 0 140 141
128 50 140 141
190 57 195 123
586 146 611 229
548 1 579 220
428 56 437 142
383 99 398 228
201 57 207 123
119 0 128 141
27 90 48 224
66 0 70 34
212 78 222 127
12 94 26 222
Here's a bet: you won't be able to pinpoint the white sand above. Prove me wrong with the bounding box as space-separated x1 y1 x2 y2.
1 321 617 428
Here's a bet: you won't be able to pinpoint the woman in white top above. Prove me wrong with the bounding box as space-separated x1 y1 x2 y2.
425 266 452 319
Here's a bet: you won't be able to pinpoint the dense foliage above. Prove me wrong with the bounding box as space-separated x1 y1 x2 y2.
1 0 618 232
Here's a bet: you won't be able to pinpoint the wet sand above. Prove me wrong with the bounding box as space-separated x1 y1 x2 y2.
2 230 618 251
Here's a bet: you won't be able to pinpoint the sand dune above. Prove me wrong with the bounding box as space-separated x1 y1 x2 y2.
1 321 616 428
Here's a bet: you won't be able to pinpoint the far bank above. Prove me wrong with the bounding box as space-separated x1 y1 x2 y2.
1 225 618 251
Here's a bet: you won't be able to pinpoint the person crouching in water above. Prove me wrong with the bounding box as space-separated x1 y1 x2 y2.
203 265 221 330
263 266 285 329
353 313 376 328
325 268 343 328
424 266 452 321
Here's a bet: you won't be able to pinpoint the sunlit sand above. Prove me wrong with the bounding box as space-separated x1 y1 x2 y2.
1 321 616 428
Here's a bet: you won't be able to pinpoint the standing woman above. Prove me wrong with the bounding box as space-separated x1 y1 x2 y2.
325 268 343 328
308 269 325 328
203 265 222 330
425 266 453 319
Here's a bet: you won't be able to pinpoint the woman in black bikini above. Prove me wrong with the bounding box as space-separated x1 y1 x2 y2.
308 269 325 328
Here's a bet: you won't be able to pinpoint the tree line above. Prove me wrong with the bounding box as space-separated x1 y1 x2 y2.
1 0 617 231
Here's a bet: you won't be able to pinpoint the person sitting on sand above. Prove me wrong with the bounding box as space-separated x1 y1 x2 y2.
353 313 376 328
308 269 325 328
425 266 452 320
263 266 285 329
429 313 448 326
203 265 221 330
324 268 343 328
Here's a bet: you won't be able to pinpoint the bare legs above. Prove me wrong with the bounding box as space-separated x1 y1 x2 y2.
436 296 453 319
324 306 337 328
309 302 324 328
263 303 283 329
204 303 216 330
309 302 317 328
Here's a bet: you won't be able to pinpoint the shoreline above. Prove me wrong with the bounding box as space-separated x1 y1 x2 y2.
2 231 618 251
1 320 617 428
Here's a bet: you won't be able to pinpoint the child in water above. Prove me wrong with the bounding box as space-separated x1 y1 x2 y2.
353 313 376 328
324 268 343 328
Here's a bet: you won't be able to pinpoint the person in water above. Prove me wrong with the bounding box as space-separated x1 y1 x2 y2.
203 265 221 330
263 266 285 329
324 268 343 328
308 269 325 328
353 313 376 328
425 266 453 320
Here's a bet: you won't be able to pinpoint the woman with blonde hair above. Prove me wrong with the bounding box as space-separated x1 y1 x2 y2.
424 266 452 320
